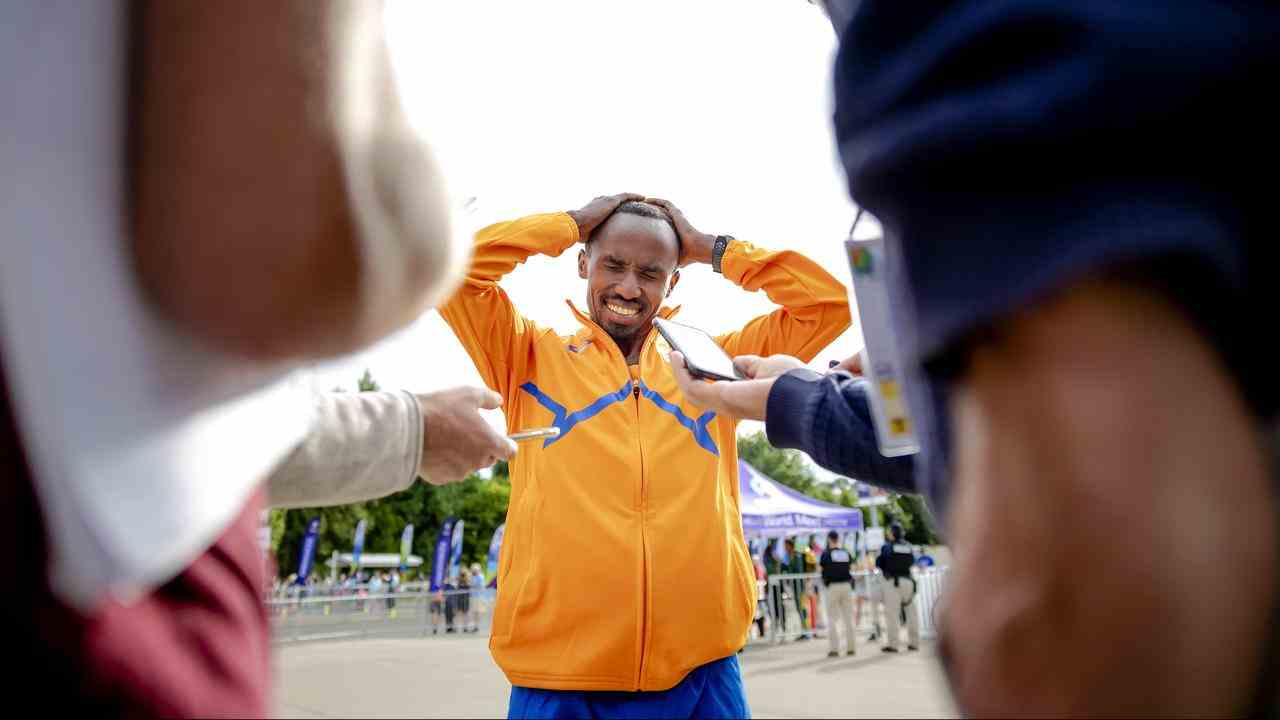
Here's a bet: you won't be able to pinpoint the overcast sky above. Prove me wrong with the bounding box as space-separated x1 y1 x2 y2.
306 1 869 474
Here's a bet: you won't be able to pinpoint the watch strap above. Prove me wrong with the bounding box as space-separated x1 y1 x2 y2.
712 235 733 274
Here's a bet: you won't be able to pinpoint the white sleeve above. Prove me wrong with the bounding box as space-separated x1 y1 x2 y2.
267 391 423 508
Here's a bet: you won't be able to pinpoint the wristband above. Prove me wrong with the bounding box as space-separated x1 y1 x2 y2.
712 235 733 274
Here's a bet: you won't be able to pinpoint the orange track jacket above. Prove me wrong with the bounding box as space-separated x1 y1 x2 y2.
439 212 850 691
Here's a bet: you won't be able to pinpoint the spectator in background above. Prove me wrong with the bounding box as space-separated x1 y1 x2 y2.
819 531 857 658
763 540 787 638
463 566 478 632
876 523 919 653
784 538 811 641
368 572 384 614
445 575 459 633
468 563 485 633
802 542 822 636
752 554 768 641
430 586 445 635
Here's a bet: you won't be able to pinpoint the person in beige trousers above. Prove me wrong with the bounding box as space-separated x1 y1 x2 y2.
819 531 857 657
877 523 920 652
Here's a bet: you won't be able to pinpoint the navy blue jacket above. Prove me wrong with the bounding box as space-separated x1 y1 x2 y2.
765 369 915 492
820 0 1280 523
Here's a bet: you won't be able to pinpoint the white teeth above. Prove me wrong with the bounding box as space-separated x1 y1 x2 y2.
606 302 638 317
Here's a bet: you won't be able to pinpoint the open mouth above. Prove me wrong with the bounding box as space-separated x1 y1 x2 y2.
601 297 644 324
605 301 640 317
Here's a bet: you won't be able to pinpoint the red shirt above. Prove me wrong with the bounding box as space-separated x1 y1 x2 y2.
3 372 271 717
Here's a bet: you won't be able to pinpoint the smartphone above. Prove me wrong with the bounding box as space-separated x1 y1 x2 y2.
844 213 920 457
653 318 741 382
509 427 560 443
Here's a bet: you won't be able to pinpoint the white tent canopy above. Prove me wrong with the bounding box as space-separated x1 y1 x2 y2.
739 460 864 538
332 552 422 569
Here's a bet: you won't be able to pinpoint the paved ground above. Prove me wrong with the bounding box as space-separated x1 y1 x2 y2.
275 634 956 718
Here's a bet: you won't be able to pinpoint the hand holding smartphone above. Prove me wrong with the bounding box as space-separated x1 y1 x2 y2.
653 318 741 382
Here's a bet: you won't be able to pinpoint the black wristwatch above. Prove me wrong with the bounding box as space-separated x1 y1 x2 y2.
711 235 734 274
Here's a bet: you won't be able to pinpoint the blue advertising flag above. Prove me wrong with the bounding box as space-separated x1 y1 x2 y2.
296 517 320 583
350 519 367 575
399 523 414 572
486 523 505 588
448 519 465 580
430 518 455 592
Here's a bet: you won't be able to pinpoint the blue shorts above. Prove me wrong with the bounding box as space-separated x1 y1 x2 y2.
508 654 750 720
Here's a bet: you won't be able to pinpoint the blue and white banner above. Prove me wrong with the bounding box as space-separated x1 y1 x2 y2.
399 523 414 572
296 516 320 583
350 519 367 575
486 523 505 588
430 518 455 591
448 519 465 581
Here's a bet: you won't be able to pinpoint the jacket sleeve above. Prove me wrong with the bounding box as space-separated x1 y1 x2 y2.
266 391 422 508
714 241 852 362
765 369 916 493
438 213 580 399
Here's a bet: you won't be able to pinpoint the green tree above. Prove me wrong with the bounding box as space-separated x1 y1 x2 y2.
736 432 817 494
884 493 940 545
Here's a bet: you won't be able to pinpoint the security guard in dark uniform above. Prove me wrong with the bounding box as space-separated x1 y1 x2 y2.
876 522 919 652
819 530 857 657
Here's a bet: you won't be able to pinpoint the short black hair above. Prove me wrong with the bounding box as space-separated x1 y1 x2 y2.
586 201 681 255
828 530 840 541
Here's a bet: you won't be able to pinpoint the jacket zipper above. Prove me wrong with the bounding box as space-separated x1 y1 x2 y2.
632 379 647 690
578 312 661 690
631 328 662 690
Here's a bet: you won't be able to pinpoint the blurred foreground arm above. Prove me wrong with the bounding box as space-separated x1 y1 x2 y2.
130 0 459 361
668 352 915 491
943 278 1277 716
268 387 516 508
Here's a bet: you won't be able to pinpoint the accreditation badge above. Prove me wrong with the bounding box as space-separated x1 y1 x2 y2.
843 211 920 458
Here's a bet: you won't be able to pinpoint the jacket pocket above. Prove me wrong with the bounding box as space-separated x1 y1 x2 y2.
491 491 537 641
729 541 757 631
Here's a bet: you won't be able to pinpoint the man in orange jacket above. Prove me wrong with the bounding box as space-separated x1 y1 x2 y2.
440 193 850 718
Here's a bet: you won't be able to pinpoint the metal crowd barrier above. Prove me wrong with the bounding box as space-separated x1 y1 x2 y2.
268 567 949 646
756 567 949 644
268 587 492 644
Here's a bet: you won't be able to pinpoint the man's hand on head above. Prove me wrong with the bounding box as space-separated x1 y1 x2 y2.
415 387 517 485
644 198 716 267
568 193 645 240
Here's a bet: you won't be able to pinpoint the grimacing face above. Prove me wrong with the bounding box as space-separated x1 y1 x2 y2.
578 212 680 346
